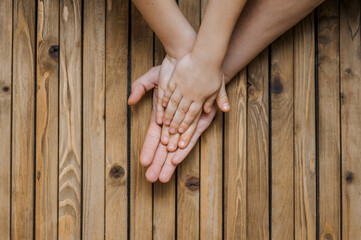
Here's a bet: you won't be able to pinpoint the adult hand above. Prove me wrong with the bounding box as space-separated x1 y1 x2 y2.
128 64 219 183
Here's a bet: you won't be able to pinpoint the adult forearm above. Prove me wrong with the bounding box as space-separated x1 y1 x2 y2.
132 0 196 59
223 0 325 81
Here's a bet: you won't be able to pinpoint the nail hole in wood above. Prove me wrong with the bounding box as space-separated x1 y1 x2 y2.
2 86 10 92
185 176 199 191
37 171 41 181
110 165 125 179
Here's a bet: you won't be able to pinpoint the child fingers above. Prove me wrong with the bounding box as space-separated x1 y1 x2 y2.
163 88 182 125
203 93 217 114
145 144 168 183
158 153 177 183
178 112 201 149
166 132 180 152
169 99 192 134
156 88 165 125
178 102 202 133
161 124 170 145
162 79 176 107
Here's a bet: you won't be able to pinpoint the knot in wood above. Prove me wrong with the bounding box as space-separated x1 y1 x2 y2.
185 176 199 191
49 45 59 60
2 86 10 92
110 165 125 179
271 76 283 94
345 170 354 183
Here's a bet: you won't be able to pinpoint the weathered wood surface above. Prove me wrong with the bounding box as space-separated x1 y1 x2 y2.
1 1 360 239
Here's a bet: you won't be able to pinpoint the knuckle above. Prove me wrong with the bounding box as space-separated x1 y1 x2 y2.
170 97 179 107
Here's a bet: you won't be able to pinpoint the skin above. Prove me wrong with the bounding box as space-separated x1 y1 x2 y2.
129 0 325 183
159 0 248 138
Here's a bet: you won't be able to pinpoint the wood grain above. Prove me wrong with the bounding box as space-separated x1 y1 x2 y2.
0 0 12 239
12 0 36 239
294 13 317 240
105 0 129 239
340 0 361 239
318 0 341 239
271 30 294 239
130 3 153 239
153 37 176 240
247 51 270 240
224 70 247 240
199 0 223 239
82 0 105 238
35 0 59 239
177 0 201 239
58 0 82 238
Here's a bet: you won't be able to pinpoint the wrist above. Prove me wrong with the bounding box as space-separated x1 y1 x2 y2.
165 27 196 60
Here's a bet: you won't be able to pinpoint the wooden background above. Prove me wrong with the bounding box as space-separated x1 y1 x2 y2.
0 0 360 239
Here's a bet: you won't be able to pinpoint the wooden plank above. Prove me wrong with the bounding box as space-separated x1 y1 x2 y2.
153 37 176 240
176 0 201 239
340 0 361 239
199 0 222 239
12 1 36 239
318 0 341 239
271 30 294 239
0 0 12 239
58 0 82 239
82 0 106 238
247 50 270 240
224 70 247 240
294 13 316 240
130 3 153 239
35 0 59 239
105 0 128 239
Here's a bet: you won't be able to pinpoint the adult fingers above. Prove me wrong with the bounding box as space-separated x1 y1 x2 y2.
216 82 230 112
128 66 160 105
140 121 161 167
158 152 177 183
145 143 168 183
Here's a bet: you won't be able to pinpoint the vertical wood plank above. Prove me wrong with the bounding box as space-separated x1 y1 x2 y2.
318 0 341 239
83 0 106 238
35 0 59 239
153 38 176 240
58 0 82 239
271 30 294 239
12 0 36 239
247 50 270 240
224 70 247 240
0 0 12 239
199 0 223 239
294 13 317 240
130 3 153 239
177 0 201 239
340 0 361 239
105 0 128 239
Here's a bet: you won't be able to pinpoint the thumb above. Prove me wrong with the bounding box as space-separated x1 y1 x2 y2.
128 66 160 105
216 82 230 112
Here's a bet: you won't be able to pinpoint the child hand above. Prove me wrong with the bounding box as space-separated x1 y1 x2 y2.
158 52 230 135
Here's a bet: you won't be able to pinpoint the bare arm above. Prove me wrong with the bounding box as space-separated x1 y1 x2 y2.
132 0 195 59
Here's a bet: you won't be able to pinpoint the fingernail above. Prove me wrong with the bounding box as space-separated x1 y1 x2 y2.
207 108 212 113
162 136 168 143
157 118 162 124
165 120 171 125
170 128 176 134
222 103 230 110
179 141 185 148
168 144 175 150
178 128 184 133
162 102 167 107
